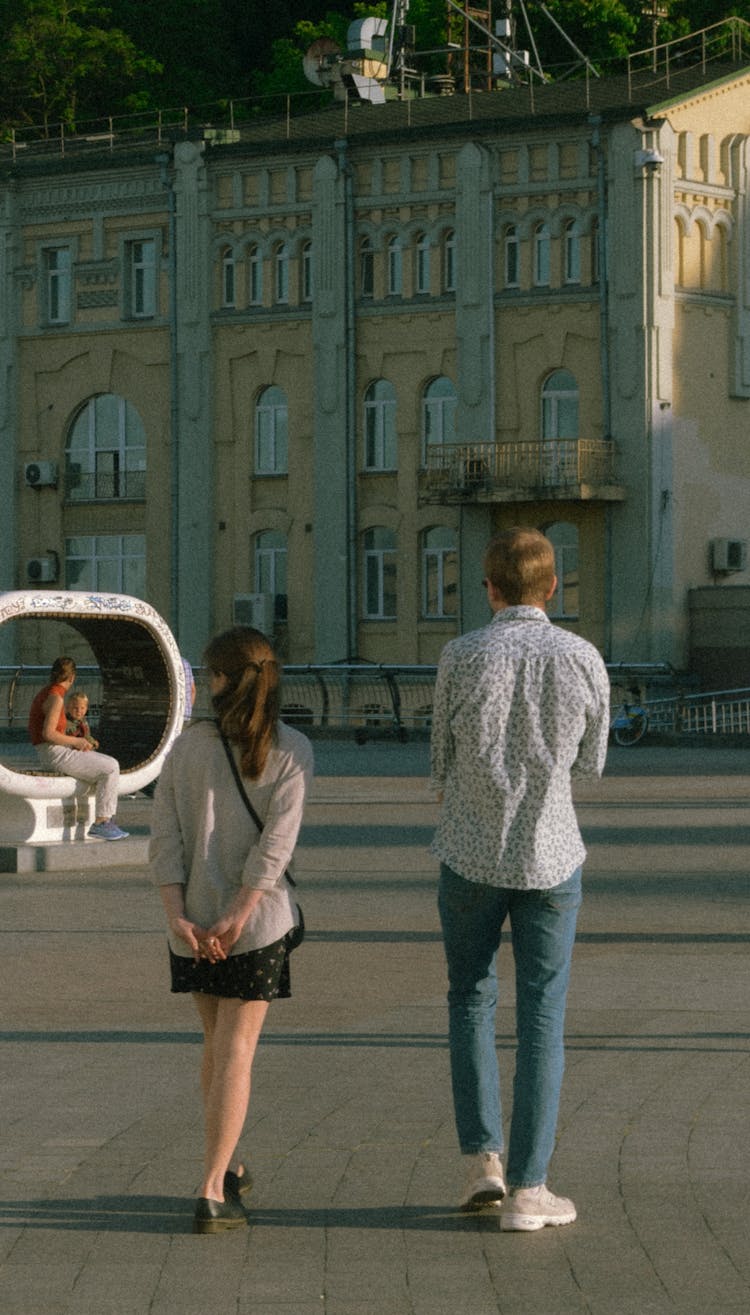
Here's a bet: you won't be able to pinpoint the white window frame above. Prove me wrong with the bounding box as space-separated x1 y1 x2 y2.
128 238 156 318
274 242 289 304
254 530 288 621
363 380 397 470
422 376 457 464
546 522 579 620
255 386 288 474
541 370 579 440
387 236 402 296
415 232 430 294
65 533 146 597
504 225 519 288
66 394 147 502
221 246 236 308
360 237 374 298
362 527 397 620
533 222 551 287
564 219 581 285
422 527 458 619
44 246 72 324
249 245 263 305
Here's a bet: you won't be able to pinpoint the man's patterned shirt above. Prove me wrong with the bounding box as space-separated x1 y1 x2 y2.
430 606 610 889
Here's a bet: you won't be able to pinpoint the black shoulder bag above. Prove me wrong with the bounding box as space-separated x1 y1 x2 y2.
217 725 304 948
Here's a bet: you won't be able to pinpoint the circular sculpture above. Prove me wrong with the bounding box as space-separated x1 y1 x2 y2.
0 590 186 841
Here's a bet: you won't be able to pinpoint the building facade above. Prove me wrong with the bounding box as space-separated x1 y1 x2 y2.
2 54 750 680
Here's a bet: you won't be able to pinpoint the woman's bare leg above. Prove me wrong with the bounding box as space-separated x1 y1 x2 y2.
192 993 269 1201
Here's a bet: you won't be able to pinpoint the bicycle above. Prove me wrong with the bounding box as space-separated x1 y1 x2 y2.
610 699 648 746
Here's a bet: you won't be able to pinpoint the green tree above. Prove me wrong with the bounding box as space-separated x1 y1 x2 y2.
0 0 160 131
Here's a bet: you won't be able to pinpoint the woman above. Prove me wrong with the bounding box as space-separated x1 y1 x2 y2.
150 626 313 1234
28 656 128 840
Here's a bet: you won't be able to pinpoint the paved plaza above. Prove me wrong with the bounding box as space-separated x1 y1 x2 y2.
1 742 749 1314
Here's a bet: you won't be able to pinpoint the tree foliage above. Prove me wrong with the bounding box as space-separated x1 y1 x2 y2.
0 0 160 130
0 0 749 131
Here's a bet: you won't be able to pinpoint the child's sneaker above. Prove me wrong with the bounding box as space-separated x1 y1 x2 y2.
500 1184 577 1231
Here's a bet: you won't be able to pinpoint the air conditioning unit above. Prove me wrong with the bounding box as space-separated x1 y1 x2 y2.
26 555 59 583
24 460 58 488
711 538 747 574
232 593 274 634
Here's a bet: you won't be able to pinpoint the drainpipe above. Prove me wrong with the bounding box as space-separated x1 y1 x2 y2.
590 115 613 658
336 138 358 659
157 151 179 643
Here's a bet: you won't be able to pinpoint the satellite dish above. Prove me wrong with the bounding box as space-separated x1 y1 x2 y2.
303 38 342 87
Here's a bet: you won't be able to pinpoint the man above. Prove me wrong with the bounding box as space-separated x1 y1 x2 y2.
28 656 129 841
431 527 609 1230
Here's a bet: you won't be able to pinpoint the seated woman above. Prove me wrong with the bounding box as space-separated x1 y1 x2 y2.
28 656 129 841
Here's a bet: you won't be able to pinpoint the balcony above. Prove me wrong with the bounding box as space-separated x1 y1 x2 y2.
421 440 625 504
65 468 146 502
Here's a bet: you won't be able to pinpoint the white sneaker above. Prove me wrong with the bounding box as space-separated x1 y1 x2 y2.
500 1184 577 1231
459 1152 506 1211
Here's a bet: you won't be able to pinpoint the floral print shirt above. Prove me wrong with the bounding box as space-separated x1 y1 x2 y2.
430 606 610 889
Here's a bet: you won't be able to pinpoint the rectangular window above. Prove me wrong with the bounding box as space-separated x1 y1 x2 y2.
222 250 236 307
249 249 263 305
504 230 519 288
45 247 72 324
65 533 146 597
129 239 156 318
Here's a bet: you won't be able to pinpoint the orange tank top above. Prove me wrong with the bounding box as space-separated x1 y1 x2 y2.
28 682 68 746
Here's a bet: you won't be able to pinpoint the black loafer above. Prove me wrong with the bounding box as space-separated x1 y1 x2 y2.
193 1195 247 1234
224 1167 253 1201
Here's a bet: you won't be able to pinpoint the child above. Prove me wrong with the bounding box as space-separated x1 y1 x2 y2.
65 691 99 749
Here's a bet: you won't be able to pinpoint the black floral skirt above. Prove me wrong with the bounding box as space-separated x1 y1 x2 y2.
169 932 295 1001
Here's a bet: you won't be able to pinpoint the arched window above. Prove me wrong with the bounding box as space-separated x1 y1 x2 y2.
254 529 288 621
546 521 579 619
255 386 288 474
221 245 236 308
274 242 289 303
563 219 581 284
422 526 457 619
301 240 313 302
248 245 263 305
363 380 397 470
362 527 397 619
360 237 374 298
422 376 457 463
415 232 431 294
443 229 456 292
533 221 551 286
542 370 579 439
504 224 519 287
66 394 146 502
387 235 402 296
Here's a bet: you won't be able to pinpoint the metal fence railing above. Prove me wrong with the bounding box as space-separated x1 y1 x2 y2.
643 687 750 736
3 664 749 745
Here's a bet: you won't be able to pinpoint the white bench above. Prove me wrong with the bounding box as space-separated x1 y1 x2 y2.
0 590 186 845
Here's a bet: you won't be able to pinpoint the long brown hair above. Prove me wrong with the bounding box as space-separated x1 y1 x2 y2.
204 626 280 779
51 656 76 684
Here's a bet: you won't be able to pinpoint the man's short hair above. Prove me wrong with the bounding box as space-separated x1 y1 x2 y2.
483 528 556 605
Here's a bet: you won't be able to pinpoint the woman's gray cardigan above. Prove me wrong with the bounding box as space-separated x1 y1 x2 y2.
149 719 313 958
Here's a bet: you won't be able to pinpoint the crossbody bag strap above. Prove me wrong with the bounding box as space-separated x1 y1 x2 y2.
216 724 296 887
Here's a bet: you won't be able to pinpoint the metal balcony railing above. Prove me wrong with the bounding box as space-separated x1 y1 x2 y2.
65 469 146 501
422 439 620 500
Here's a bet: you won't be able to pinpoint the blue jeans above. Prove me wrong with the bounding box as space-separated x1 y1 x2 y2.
437 864 582 1188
